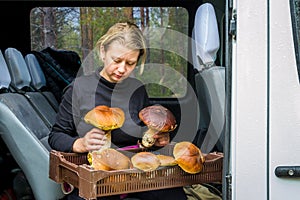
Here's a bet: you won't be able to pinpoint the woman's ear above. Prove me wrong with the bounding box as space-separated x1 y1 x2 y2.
100 45 105 62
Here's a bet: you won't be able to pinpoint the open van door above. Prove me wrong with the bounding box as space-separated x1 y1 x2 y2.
230 0 300 199
269 0 300 199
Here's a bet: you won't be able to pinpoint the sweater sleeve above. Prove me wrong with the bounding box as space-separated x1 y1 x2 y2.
48 84 79 152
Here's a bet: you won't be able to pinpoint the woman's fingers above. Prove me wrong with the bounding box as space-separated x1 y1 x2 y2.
84 128 108 150
154 132 170 147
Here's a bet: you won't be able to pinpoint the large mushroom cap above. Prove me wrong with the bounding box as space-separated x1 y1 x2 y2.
138 105 177 132
91 148 132 171
84 105 125 131
156 154 177 167
131 152 161 172
173 141 205 174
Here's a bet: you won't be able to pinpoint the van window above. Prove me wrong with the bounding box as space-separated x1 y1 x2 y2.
30 7 189 98
291 0 300 81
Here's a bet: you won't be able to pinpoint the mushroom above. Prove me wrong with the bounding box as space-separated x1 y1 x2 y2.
173 141 205 174
156 154 177 167
138 105 177 148
91 148 132 171
131 152 161 172
84 105 125 149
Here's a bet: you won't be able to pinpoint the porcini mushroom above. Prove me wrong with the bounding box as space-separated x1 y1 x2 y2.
91 148 132 171
84 105 125 149
131 152 161 172
156 154 177 167
138 105 177 147
173 141 205 174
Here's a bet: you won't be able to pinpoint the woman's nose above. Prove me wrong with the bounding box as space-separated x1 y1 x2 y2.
117 61 126 73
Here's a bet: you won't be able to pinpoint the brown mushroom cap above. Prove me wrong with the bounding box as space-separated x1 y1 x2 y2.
84 105 125 131
91 148 132 171
156 154 177 167
138 105 177 132
131 152 161 172
173 141 205 174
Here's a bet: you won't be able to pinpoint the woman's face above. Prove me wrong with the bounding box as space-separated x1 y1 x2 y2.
100 41 140 83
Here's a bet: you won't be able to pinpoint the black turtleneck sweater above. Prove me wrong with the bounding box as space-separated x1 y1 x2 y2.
48 67 149 152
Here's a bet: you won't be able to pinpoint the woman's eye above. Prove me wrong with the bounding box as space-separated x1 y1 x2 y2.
113 59 121 63
127 62 135 66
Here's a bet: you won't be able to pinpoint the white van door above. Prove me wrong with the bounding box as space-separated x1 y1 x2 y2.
269 0 300 199
230 0 269 199
231 0 300 199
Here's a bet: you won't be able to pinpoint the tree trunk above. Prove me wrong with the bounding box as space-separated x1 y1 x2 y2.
140 7 145 31
80 7 93 59
80 7 94 74
124 7 133 21
43 7 56 48
145 7 150 63
160 8 166 94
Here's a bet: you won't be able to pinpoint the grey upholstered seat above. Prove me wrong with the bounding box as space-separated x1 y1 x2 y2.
0 49 64 200
25 53 59 112
5 48 57 128
192 3 225 153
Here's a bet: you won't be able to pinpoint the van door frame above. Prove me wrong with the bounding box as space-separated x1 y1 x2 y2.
229 0 269 199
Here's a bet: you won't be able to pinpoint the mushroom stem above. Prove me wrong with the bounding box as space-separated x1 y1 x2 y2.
87 130 112 165
142 128 157 147
102 131 112 150
138 105 177 148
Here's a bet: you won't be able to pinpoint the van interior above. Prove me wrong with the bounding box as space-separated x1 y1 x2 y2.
0 0 228 199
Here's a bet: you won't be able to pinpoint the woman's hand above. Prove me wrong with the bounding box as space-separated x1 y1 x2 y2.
153 132 170 147
72 128 107 153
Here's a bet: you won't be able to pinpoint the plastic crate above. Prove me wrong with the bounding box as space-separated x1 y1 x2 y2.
49 144 223 200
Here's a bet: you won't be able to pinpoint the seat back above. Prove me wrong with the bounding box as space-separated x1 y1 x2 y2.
192 3 225 153
0 51 11 92
0 50 64 200
25 53 59 111
5 48 57 128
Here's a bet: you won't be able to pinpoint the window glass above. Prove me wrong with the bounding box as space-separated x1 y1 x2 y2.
30 7 189 98
291 0 300 81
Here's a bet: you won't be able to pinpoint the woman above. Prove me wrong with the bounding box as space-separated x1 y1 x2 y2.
48 22 187 200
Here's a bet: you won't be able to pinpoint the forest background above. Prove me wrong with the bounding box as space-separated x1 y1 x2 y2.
30 7 189 97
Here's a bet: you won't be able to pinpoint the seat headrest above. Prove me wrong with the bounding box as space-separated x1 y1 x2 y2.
0 51 11 90
25 54 47 90
193 3 220 70
4 48 31 90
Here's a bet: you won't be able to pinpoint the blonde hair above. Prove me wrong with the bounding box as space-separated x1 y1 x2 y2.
96 22 147 68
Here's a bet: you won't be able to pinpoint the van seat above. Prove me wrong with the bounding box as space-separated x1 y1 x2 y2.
192 3 225 153
4 48 57 128
25 53 59 111
0 51 11 92
0 50 64 200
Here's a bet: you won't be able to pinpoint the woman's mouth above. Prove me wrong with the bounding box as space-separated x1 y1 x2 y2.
114 74 123 80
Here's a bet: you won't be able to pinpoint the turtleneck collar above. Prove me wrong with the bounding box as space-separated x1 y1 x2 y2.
95 67 131 90
95 67 116 89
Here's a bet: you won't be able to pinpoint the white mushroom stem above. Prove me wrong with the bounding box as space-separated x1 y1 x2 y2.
101 130 112 150
87 130 111 165
142 128 158 147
